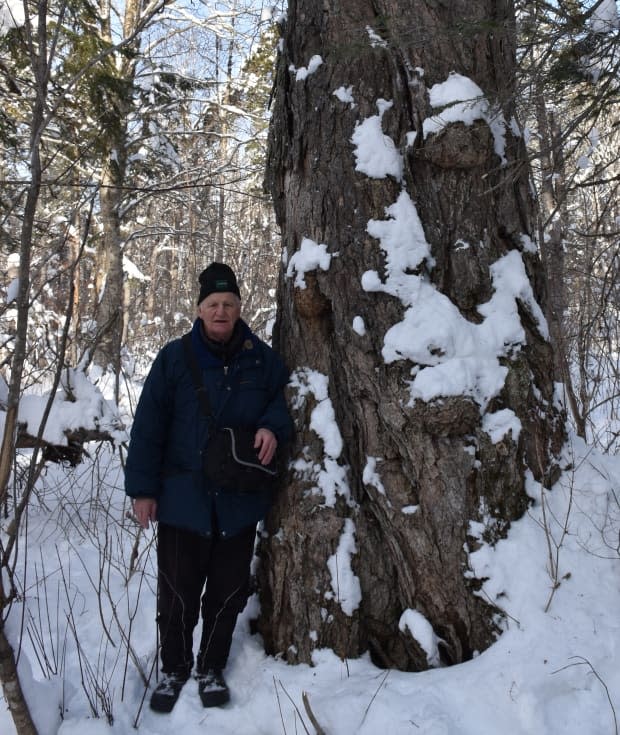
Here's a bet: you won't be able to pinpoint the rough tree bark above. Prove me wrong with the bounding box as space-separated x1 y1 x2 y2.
258 0 565 671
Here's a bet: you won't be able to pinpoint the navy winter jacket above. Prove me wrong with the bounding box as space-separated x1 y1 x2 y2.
124 318 292 537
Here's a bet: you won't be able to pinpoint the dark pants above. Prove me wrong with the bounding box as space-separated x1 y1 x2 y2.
157 522 256 677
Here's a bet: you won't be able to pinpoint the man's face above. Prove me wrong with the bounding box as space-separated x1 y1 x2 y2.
198 292 241 342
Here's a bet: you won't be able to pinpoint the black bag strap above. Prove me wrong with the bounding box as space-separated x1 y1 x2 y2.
181 332 212 419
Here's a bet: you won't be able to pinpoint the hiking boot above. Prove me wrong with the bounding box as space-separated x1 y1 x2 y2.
150 673 188 713
196 668 230 708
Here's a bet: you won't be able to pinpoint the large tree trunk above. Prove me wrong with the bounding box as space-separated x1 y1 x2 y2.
258 0 565 671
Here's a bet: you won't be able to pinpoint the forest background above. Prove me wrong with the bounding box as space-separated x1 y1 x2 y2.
0 0 619 733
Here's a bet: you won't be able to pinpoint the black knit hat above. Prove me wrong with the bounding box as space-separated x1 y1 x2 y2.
197 262 241 304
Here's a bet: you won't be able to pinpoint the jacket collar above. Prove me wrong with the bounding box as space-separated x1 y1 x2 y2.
190 318 257 368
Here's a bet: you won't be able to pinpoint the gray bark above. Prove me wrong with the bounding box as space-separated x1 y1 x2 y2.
258 0 565 671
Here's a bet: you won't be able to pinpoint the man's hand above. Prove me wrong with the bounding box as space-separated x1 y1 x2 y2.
133 497 157 529
254 428 277 465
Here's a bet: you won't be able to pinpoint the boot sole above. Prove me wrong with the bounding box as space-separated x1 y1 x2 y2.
150 695 180 713
150 679 187 713
199 688 230 708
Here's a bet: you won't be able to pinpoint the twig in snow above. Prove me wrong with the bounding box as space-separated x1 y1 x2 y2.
359 669 390 729
551 656 618 735
302 690 327 735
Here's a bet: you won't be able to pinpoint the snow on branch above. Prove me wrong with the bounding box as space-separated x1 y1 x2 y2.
2 368 127 465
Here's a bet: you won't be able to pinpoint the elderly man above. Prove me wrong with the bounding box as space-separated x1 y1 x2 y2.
125 262 291 713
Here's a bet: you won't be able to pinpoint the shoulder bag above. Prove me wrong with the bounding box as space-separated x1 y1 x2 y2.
182 333 278 493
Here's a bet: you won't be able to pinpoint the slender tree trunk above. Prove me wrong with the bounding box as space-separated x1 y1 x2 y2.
0 4 47 507
0 3 49 730
92 0 144 381
94 160 125 377
69 214 82 366
214 9 240 264
258 0 565 671
535 89 585 435
0 632 37 735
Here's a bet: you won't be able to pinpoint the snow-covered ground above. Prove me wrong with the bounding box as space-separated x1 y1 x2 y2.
1 430 618 735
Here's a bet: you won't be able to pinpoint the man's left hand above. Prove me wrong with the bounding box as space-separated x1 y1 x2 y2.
254 428 277 465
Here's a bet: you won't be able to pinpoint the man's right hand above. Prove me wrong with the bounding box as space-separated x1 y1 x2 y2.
133 497 157 529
